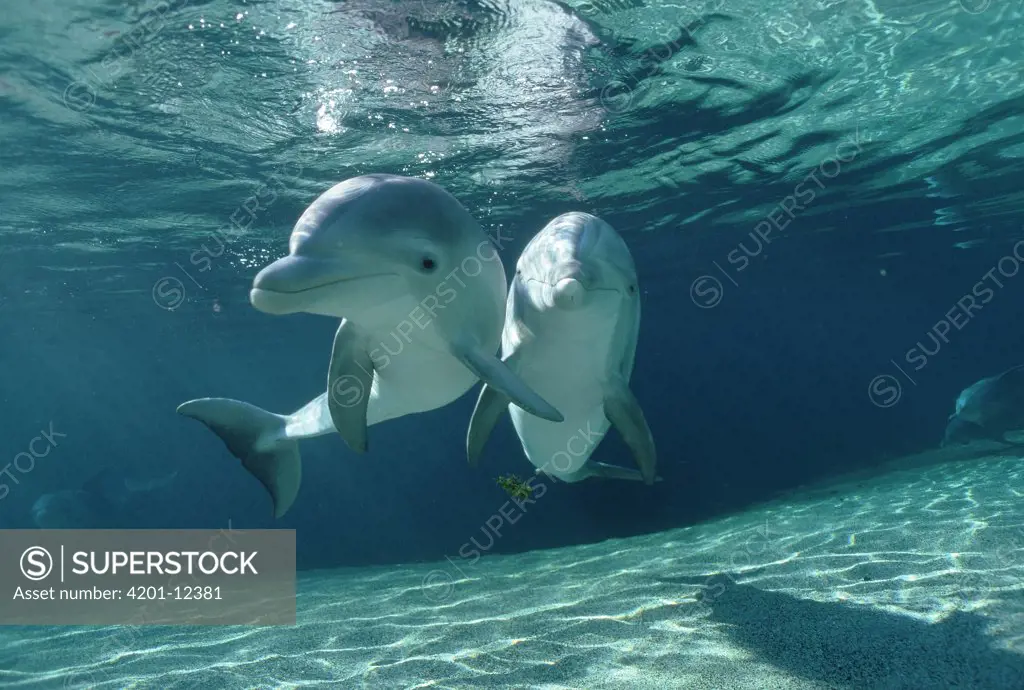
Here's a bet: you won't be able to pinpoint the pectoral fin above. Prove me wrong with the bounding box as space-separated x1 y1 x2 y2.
603 378 656 485
466 384 511 467
583 462 663 483
454 342 563 423
327 319 374 453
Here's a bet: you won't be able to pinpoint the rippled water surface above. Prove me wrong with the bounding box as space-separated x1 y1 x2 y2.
4 0 1023 279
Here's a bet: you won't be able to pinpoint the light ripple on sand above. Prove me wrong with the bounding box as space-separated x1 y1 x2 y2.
0 446 1023 688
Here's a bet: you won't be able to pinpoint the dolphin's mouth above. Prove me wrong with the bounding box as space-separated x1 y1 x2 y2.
249 277 396 316
252 254 358 292
251 276 369 296
250 254 396 315
249 281 343 315
524 276 622 311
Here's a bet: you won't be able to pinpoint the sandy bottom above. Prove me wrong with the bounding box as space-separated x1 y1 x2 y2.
1 446 1023 689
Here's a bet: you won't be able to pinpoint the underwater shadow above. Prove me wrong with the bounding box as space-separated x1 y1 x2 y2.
658 574 1024 689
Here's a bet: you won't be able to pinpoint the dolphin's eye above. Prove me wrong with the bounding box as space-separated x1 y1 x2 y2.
420 257 437 272
628 284 636 294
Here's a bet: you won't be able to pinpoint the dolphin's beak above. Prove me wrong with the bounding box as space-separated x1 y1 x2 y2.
548 261 592 310
250 254 382 316
552 277 586 309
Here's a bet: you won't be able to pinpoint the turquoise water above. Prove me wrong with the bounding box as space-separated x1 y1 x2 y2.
3 0 1024 687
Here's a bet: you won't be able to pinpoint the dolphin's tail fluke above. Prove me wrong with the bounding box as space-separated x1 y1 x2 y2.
177 398 300 518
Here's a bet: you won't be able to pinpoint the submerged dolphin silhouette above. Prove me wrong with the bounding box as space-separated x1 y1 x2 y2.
942 364 1024 447
31 469 178 529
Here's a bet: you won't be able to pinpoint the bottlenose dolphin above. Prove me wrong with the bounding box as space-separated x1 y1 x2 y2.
942 364 1024 447
31 469 178 529
466 211 657 483
178 174 562 518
